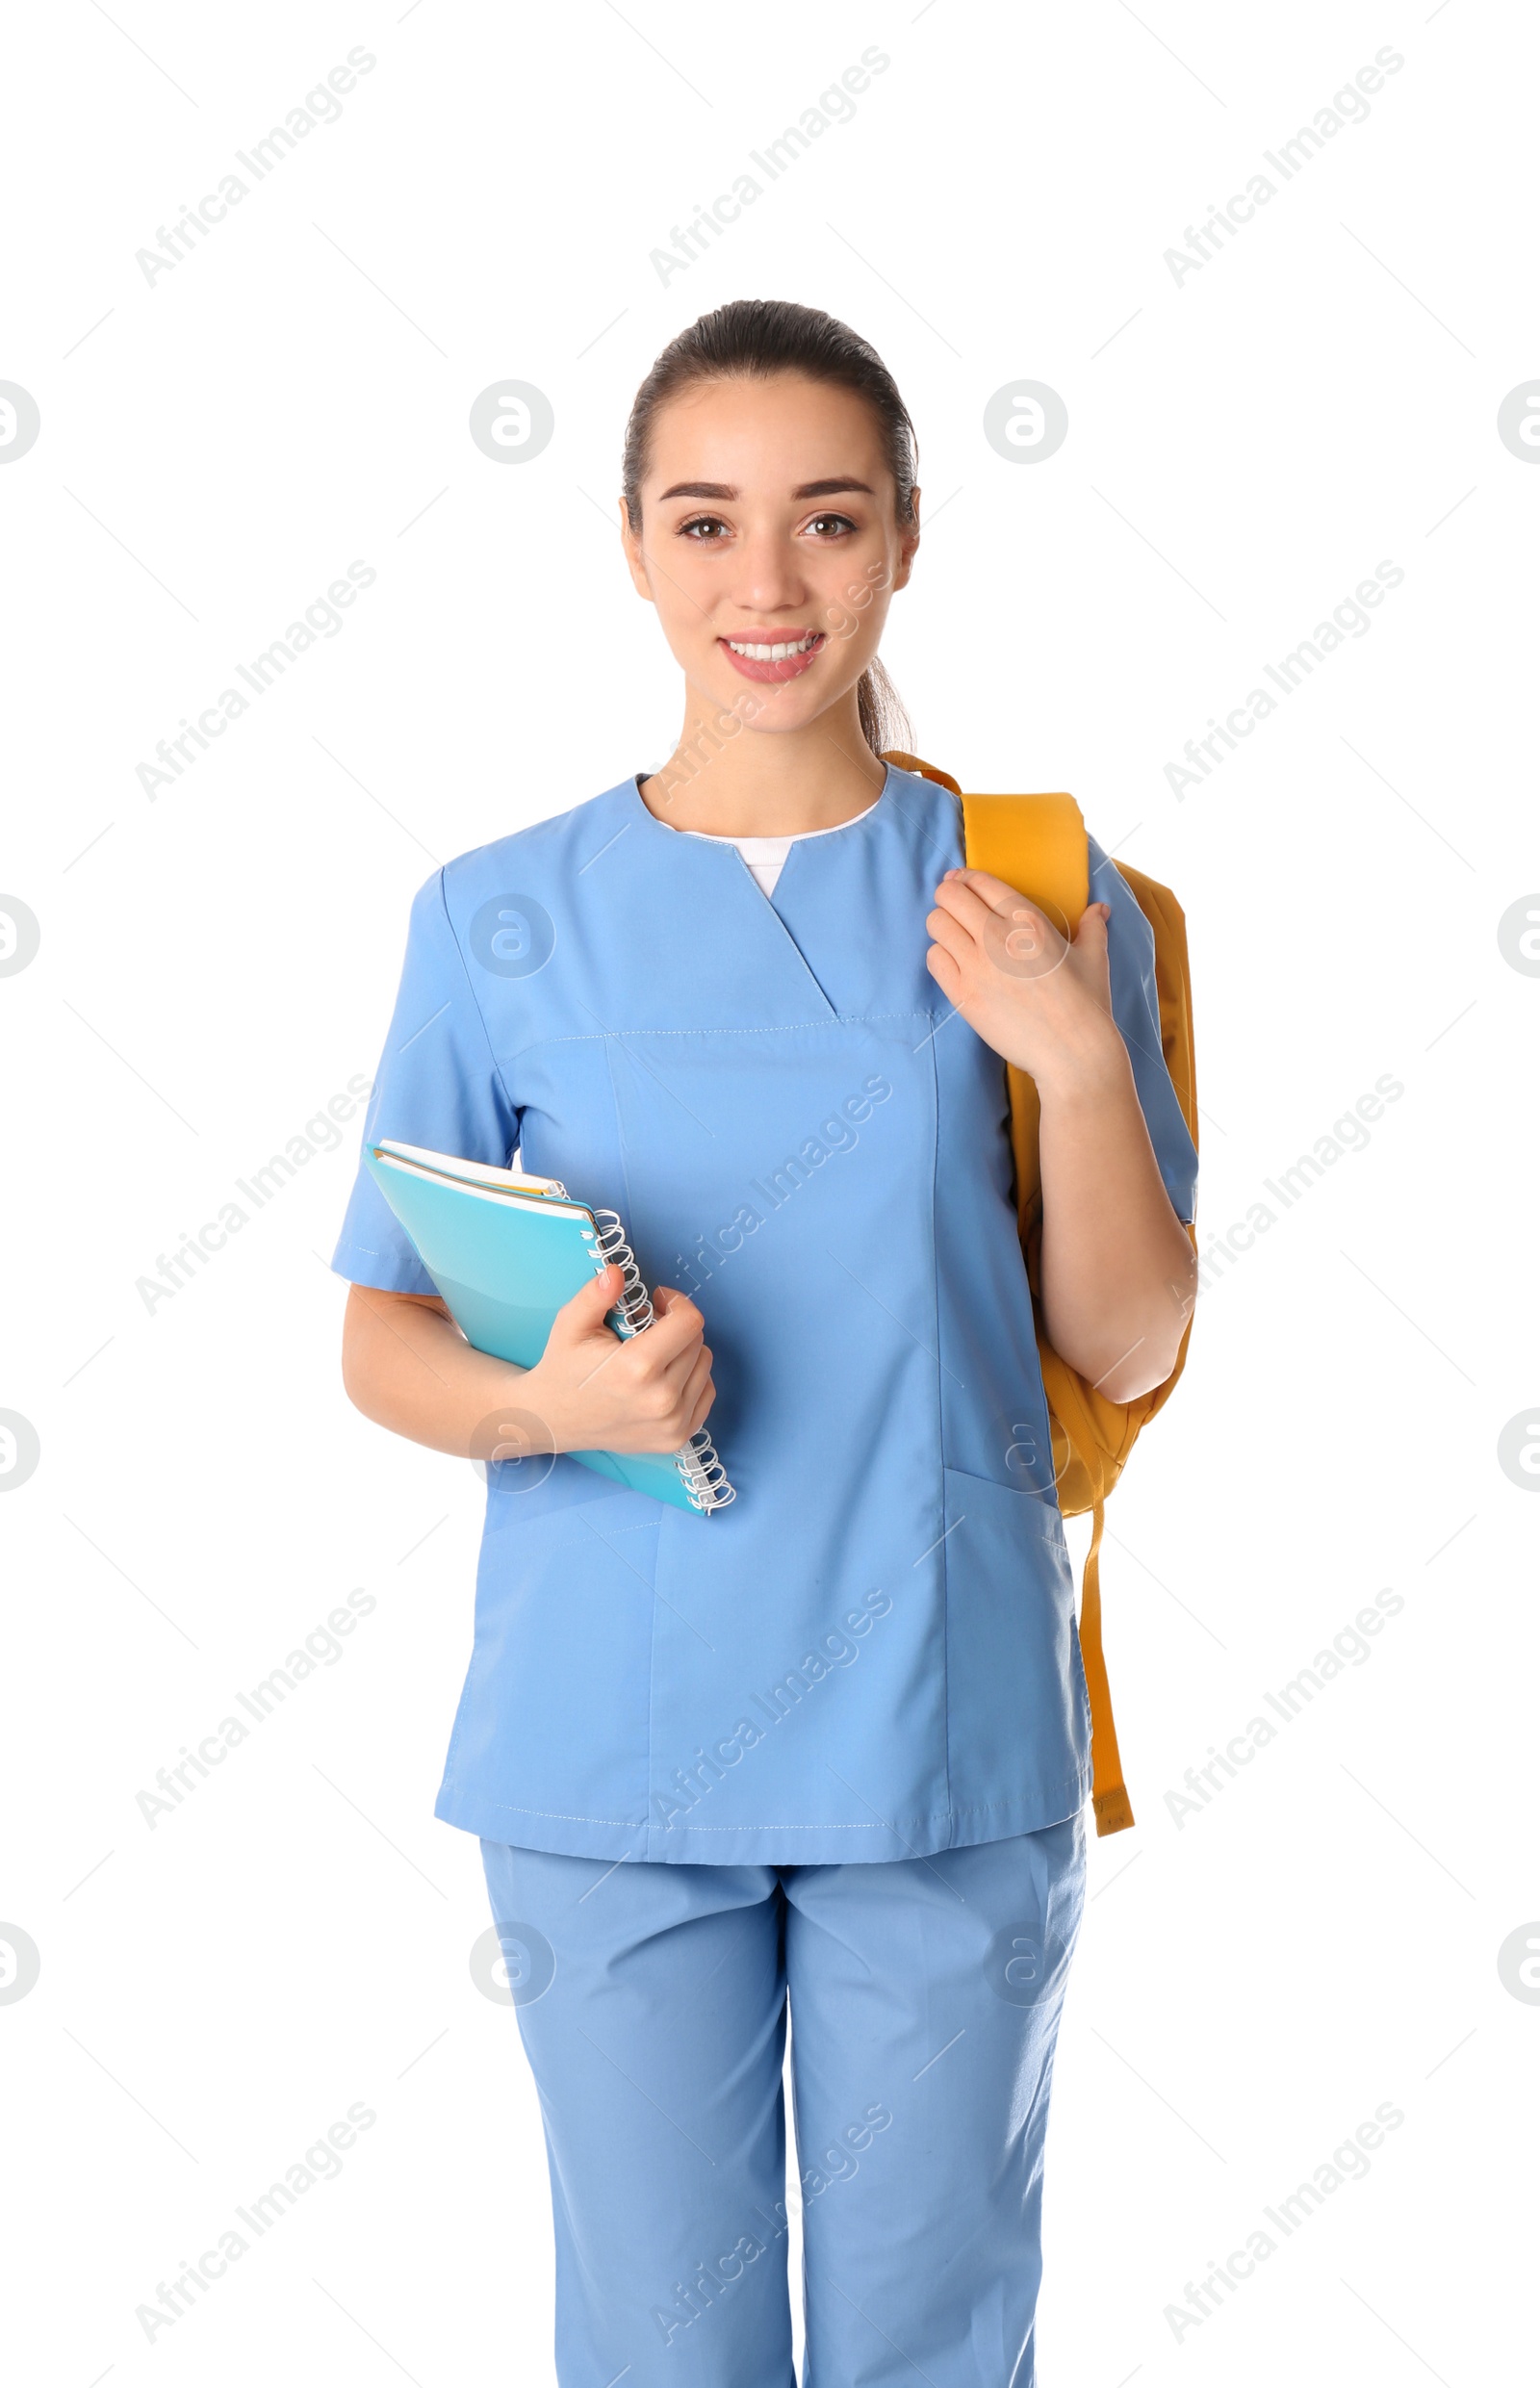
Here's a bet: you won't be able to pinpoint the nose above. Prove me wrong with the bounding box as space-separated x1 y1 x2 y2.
731 523 809 618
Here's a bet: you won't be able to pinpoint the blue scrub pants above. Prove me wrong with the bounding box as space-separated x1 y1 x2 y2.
479 1814 1086 2386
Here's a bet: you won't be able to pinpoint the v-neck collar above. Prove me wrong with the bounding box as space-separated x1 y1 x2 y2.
620 765 896 1020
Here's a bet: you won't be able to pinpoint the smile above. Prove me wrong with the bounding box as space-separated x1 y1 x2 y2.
719 629 826 683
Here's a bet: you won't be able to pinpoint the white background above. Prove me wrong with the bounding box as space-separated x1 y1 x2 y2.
2 1 1536 2381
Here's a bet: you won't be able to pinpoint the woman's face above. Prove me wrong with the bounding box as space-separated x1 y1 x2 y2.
622 372 919 736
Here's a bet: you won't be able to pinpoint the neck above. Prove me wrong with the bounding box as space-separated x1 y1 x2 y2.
638 680 886 836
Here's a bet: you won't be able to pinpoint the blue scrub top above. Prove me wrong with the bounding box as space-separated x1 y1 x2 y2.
332 764 1197 1864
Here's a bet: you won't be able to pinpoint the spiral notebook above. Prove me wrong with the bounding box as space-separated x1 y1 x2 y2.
362 1139 733 1516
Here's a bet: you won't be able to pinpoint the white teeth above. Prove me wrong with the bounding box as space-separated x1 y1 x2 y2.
727 633 818 659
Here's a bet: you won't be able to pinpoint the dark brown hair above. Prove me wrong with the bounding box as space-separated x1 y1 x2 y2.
622 298 914 757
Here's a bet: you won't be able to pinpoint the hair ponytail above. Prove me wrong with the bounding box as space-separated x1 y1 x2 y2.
622 298 916 760
857 656 911 757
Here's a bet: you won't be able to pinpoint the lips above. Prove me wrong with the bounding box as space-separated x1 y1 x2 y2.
718 630 827 684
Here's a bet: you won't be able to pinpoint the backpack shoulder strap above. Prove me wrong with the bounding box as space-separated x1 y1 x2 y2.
883 749 962 797
885 753 1090 1229
885 751 1089 929
960 791 1089 942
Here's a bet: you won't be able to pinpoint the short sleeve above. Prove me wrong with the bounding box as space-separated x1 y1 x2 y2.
331 870 521 1293
1089 834 1198 1226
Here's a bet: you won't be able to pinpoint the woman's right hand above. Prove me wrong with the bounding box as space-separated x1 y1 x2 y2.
523 1267 716 1455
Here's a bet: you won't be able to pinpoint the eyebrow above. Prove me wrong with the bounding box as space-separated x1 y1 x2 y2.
655 477 877 501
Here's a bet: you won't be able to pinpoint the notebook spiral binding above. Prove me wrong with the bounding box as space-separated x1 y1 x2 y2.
590 1211 655 1333
589 1211 736 1514
677 1426 735 1512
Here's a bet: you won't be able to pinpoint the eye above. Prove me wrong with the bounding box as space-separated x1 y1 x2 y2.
677 513 732 541
804 512 858 539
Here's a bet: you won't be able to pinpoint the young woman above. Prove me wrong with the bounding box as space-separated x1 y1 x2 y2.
335 300 1197 2386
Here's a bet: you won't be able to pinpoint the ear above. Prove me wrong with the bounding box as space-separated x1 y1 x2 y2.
619 497 654 603
890 487 921 594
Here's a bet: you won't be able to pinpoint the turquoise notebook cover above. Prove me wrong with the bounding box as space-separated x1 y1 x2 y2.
362 1144 729 1516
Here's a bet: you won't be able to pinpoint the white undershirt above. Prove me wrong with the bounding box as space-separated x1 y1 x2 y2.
681 795 882 899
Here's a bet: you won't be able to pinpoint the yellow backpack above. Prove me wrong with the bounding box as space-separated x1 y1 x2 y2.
885 753 1199 1837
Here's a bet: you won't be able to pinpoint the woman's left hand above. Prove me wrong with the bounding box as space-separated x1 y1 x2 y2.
924 867 1124 1091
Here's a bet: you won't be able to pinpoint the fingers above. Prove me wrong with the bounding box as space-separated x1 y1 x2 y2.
552 1264 626 1341
642 1285 706 1363
1068 902 1113 1011
620 1298 706 1422
625 1335 715 1451
923 902 977 970
931 870 1011 940
535 1264 718 1456
555 1272 705 1356
644 1322 709 1397
938 864 1021 913
924 941 963 1002
680 1347 717 1434
932 870 1067 960
937 866 1065 935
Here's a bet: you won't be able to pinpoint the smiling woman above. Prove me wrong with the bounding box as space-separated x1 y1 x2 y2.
330 296 1198 2386
620 299 918 796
